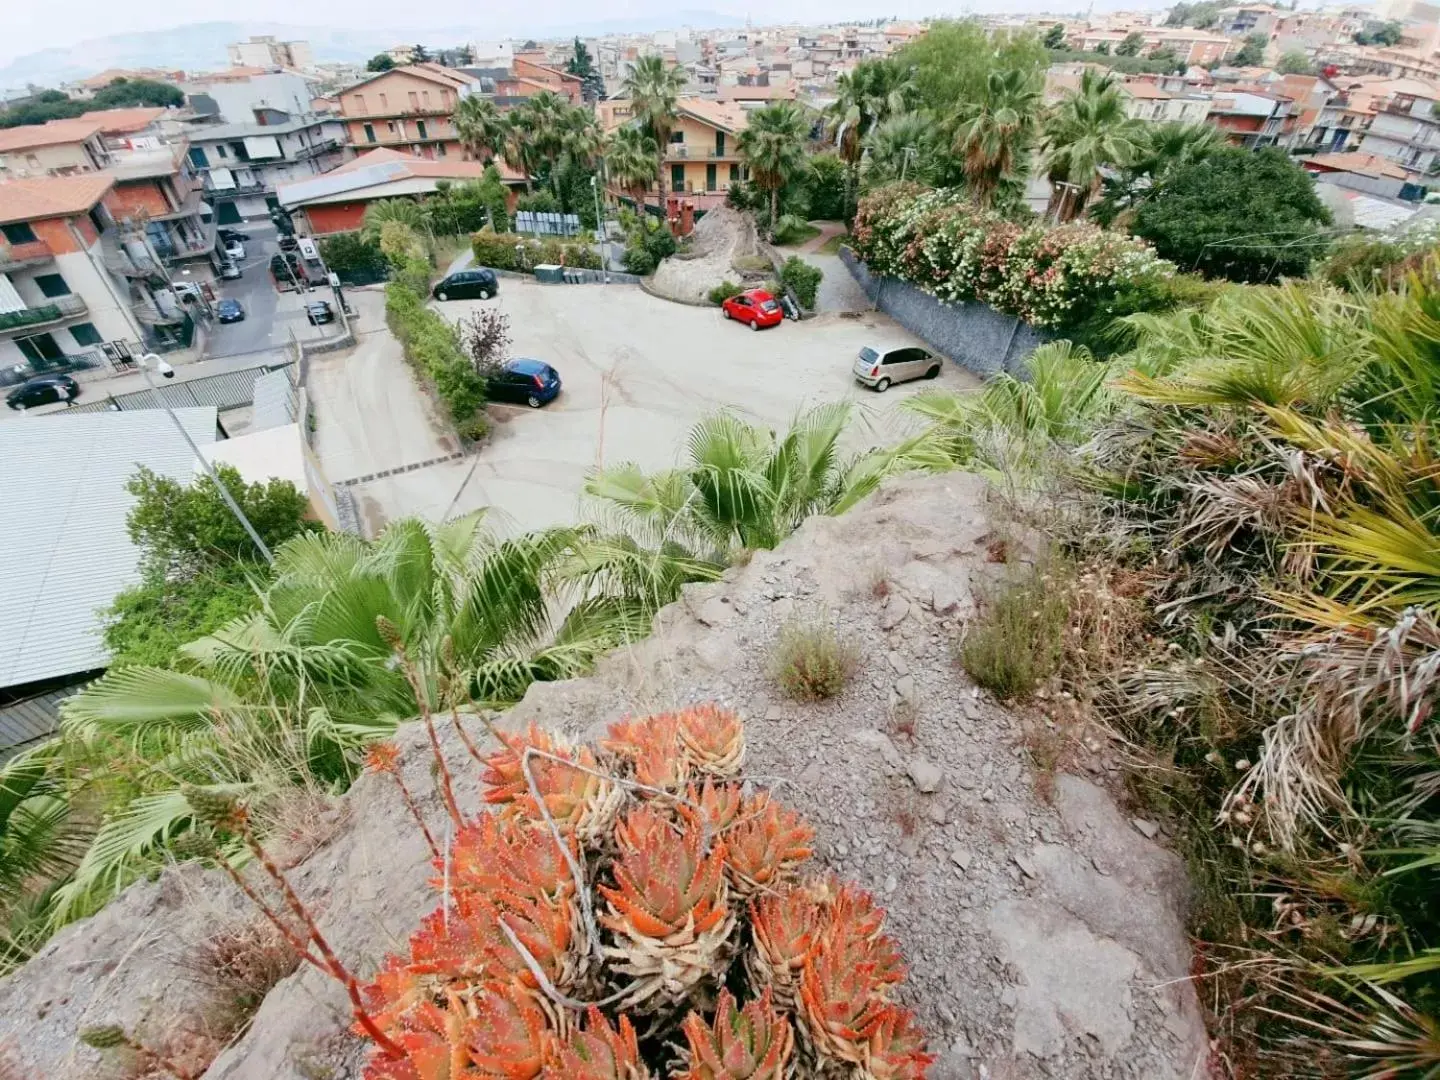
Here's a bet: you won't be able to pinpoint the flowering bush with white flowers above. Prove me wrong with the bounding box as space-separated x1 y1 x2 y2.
850 184 1176 330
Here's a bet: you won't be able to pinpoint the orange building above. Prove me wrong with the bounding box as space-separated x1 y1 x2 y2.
337 64 476 159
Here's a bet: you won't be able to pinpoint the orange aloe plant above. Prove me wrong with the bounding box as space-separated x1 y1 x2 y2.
678 988 794 1080
541 1006 650 1080
720 795 814 898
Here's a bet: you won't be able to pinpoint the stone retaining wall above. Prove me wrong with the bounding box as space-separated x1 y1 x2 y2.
840 247 1048 378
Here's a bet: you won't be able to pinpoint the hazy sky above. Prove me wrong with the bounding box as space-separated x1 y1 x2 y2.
3 0 1070 67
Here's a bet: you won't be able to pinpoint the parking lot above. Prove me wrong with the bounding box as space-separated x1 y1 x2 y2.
339 279 978 537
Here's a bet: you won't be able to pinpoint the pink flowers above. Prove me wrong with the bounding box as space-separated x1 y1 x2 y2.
851 184 1172 329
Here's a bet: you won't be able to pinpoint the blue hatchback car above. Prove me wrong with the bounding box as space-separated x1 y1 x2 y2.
487 358 561 408
216 299 245 323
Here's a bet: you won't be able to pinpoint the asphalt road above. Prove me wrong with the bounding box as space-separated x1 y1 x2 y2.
325 278 978 538
202 223 340 360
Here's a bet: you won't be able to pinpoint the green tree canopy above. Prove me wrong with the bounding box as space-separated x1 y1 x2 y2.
897 20 1048 115
89 78 183 109
1277 50 1316 74
124 463 316 580
738 101 810 233
1131 147 1332 282
1043 23 1068 49
1165 2 1222 28
366 53 396 71
1354 20 1404 46
1117 32 1146 56
1233 32 1267 66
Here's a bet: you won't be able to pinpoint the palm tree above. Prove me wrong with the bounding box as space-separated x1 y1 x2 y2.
622 56 688 209
951 68 1042 208
738 102 809 235
559 106 603 173
51 513 646 920
606 125 659 206
454 95 508 163
1040 69 1149 221
862 110 943 186
1091 121 1223 225
361 197 428 240
510 92 571 188
825 59 916 217
585 404 893 561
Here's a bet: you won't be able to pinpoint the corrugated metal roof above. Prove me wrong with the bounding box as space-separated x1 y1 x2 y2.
0 408 218 690
0 687 78 760
276 161 411 208
252 368 298 430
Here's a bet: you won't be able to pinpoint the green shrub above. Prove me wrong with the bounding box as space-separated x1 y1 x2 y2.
780 256 823 310
622 217 679 275
772 214 820 246
959 565 1070 700
1319 218 1440 290
772 618 859 701
455 412 491 443
709 280 742 306
385 261 487 423
516 190 562 216
471 229 602 272
851 183 1175 329
318 232 389 284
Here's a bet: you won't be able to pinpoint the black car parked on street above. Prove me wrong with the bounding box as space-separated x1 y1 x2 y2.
432 269 499 301
7 373 79 410
305 300 335 325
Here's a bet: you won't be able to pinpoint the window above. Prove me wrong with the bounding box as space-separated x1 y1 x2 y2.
70 322 102 347
436 141 446 157
669 130 685 143
409 91 420 109
715 131 725 156
706 163 717 191
188 146 209 169
364 123 377 143
729 163 740 183
2 222 37 244
422 90 432 107
671 162 685 191
34 273 71 298
216 144 228 158
417 119 428 140
353 94 367 113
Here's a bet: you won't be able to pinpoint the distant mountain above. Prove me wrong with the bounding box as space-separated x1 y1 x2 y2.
0 12 748 94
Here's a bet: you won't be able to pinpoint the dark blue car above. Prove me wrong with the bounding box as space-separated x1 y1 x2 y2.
216 299 245 323
487 358 561 409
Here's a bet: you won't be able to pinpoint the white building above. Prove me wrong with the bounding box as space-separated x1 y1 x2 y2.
184 114 350 222
181 69 321 126
227 36 315 71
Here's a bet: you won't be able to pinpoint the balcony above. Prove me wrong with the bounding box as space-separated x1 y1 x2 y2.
160 218 218 264
204 176 269 197
0 295 88 335
0 240 55 271
292 137 346 161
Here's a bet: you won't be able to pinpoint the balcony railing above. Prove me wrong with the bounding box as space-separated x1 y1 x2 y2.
293 137 345 160
204 177 268 196
0 294 87 333
0 240 55 270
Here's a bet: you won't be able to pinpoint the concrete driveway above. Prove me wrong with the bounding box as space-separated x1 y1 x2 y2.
344 279 976 537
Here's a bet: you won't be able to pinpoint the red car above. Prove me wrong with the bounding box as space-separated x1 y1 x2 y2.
721 289 784 330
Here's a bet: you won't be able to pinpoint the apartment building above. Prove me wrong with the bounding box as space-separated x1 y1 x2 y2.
597 98 748 210
1208 90 1295 147
1117 80 1212 123
337 64 475 159
181 68 321 125
184 113 350 222
227 36 314 70
1355 77 1440 173
0 175 153 377
0 118 113 179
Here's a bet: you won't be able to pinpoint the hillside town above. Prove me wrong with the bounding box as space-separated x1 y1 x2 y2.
3 4 1440 1080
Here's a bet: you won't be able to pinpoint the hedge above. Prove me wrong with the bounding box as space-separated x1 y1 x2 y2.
385 258 487 423
849 183 1178 331
471 229 602 273
780 257 822 310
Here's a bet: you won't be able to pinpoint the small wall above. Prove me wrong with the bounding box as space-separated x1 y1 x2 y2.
840 247 1049 378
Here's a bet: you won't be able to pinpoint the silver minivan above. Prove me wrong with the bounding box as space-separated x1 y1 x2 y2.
853 344 942 391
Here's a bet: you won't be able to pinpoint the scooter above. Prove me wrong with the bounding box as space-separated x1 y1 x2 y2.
780 293 801 321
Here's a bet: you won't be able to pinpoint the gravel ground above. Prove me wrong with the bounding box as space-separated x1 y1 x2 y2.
506 472 1212 1080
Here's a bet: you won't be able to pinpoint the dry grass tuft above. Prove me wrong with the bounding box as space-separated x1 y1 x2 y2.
182 918 300 1029
772 618 859 702
869 566 892 599
959 565 1070 700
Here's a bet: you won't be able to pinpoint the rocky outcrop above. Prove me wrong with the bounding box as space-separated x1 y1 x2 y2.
0 473 1211 1080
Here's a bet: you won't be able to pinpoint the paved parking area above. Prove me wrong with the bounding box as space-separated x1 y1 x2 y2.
344 279 977 537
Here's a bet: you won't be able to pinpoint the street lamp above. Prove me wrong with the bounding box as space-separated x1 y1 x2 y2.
136 352 274 565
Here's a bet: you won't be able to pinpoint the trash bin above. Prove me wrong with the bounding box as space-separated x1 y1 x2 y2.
534 263 564 284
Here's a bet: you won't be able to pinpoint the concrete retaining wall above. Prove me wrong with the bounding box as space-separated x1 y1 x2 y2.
840 247 1048 378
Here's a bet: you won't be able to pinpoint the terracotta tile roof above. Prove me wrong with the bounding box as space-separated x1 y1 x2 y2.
0 173 115 224
1304 151 1410 180
1120 82 1171 100
0 117 104 153
677 97 750 133
330 146 525 184
80 107 168 134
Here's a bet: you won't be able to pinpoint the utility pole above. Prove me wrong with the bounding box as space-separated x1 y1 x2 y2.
591 172 609 283
136 353 275 564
